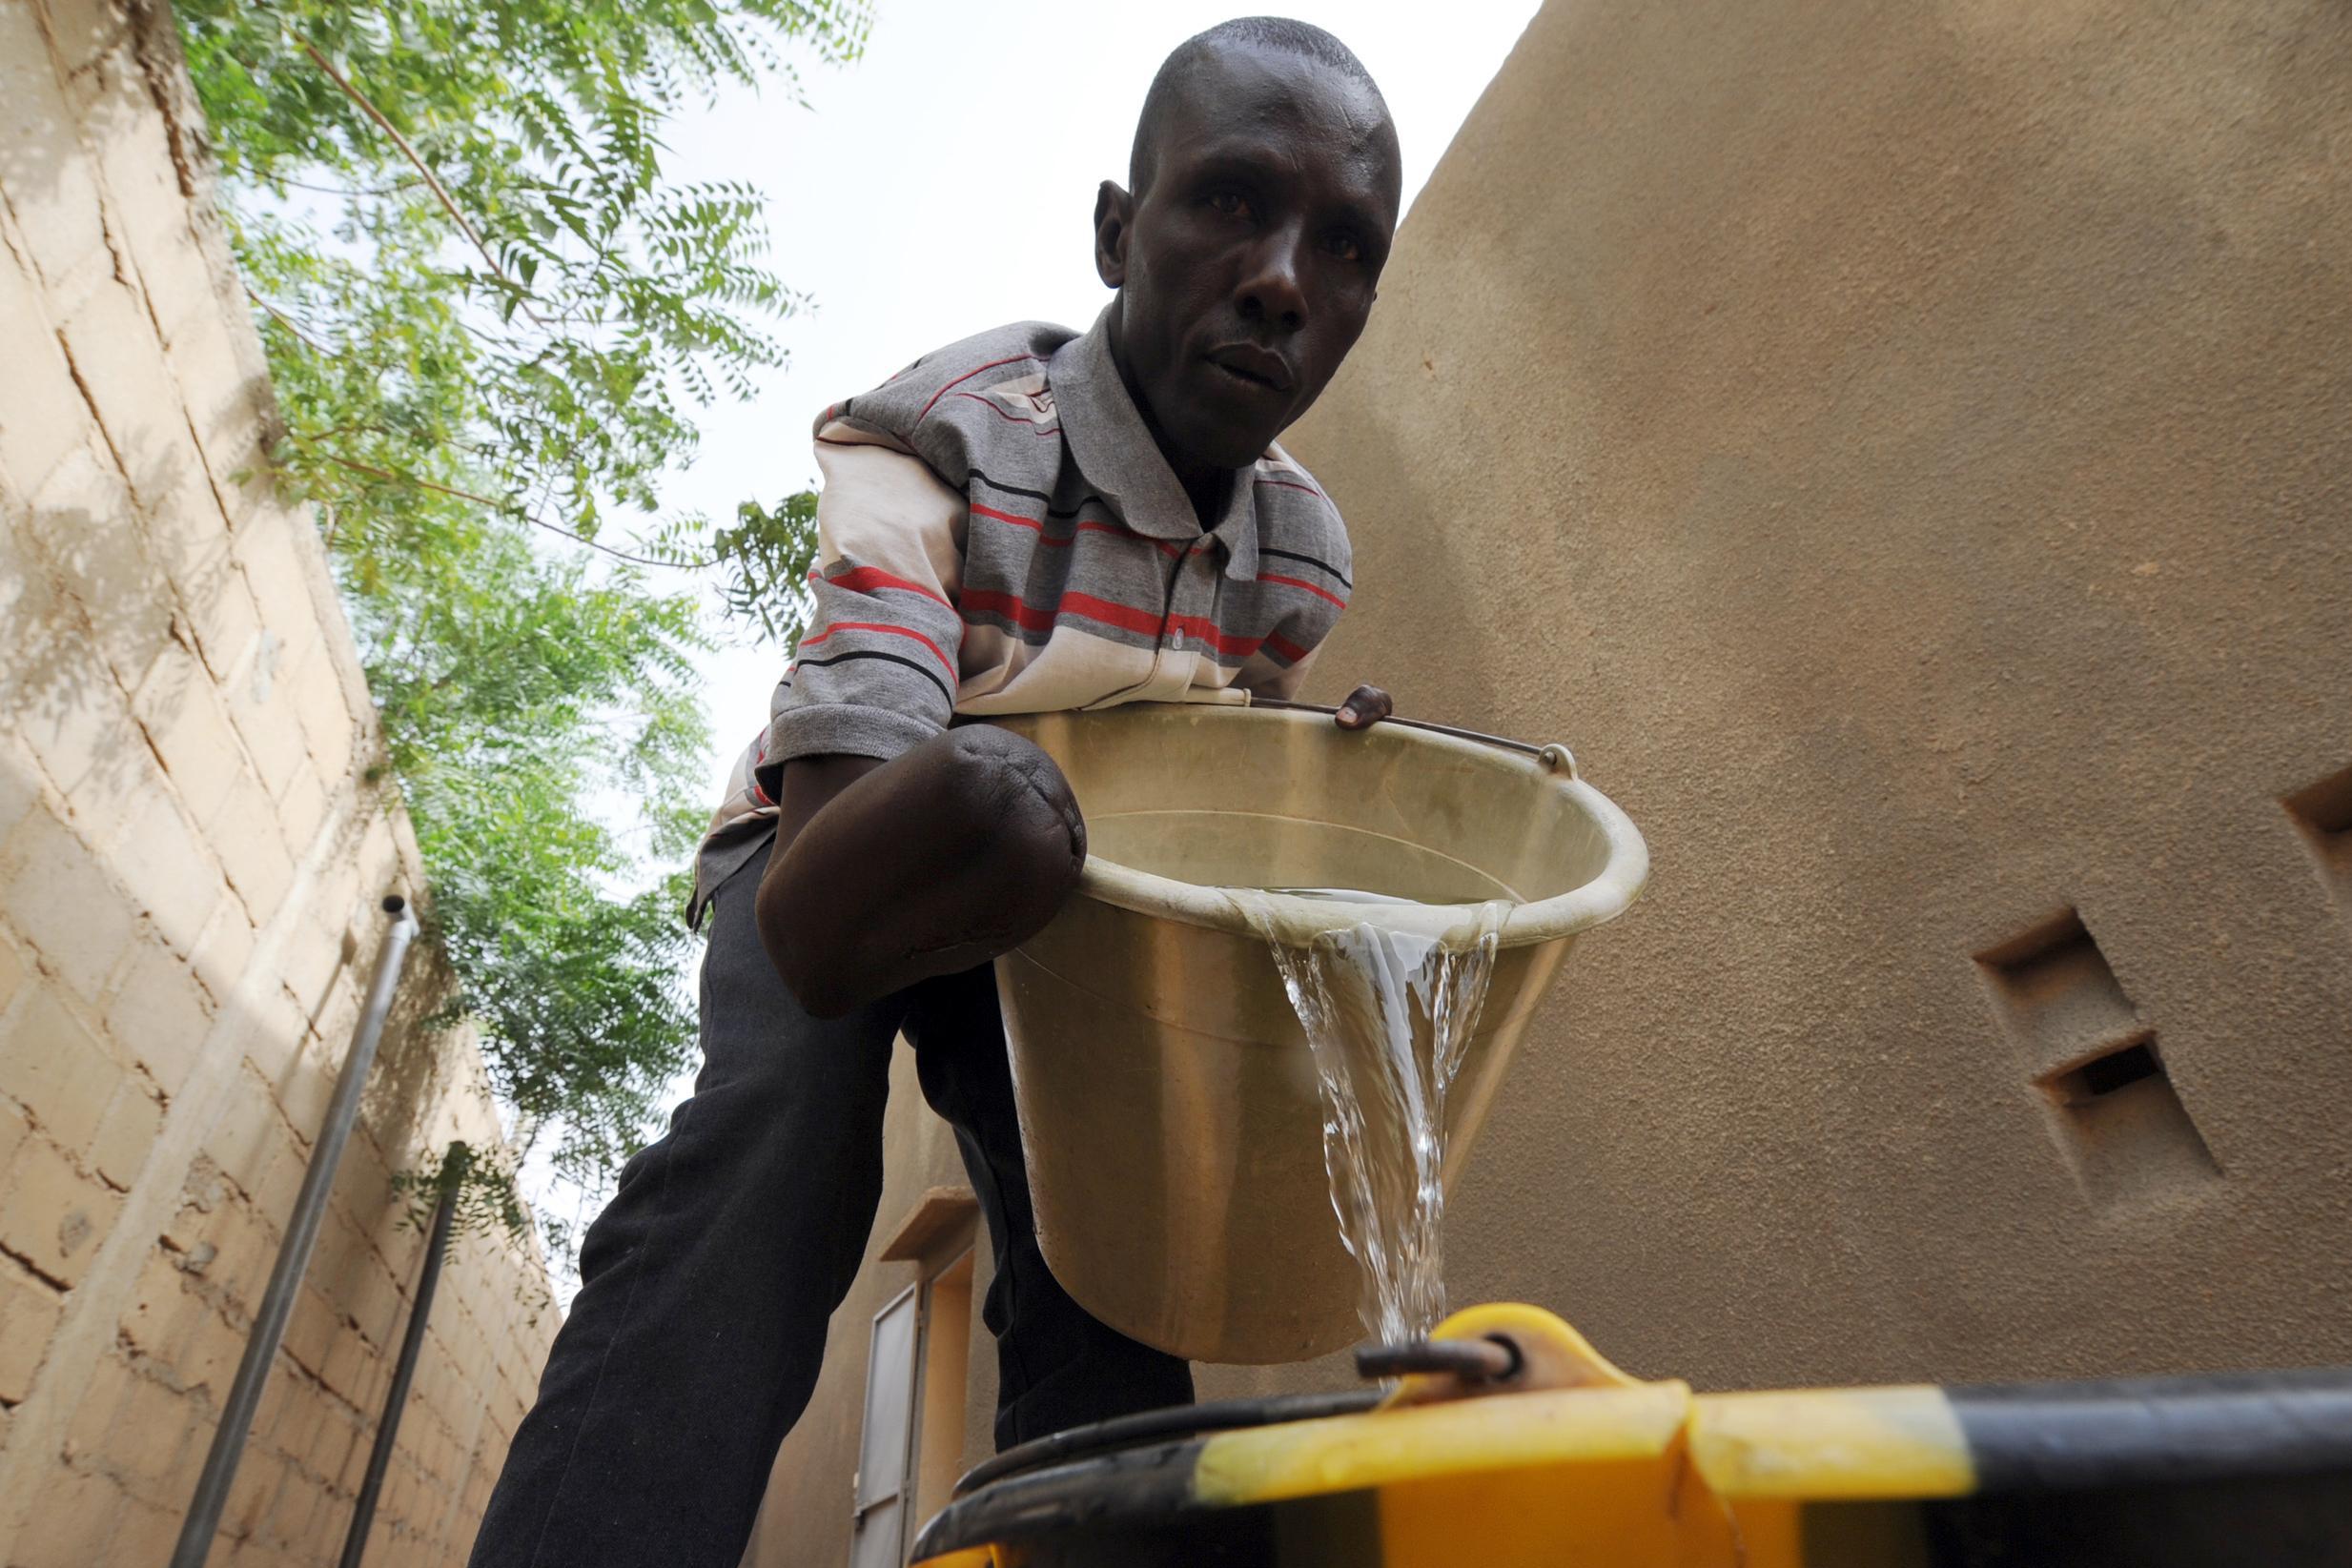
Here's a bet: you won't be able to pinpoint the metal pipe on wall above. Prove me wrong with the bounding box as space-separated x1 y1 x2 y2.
336 1140 467 1568
169 894 419 1568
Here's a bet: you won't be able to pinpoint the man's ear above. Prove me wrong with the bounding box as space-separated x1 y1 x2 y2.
1094 180 1134 288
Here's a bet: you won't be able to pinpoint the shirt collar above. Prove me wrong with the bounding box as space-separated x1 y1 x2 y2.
1051 310 1262 581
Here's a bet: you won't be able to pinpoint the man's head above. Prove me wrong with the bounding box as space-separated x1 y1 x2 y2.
1095 18 1402 478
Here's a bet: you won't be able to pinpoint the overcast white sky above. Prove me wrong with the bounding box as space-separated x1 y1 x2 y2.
660 0 1542 797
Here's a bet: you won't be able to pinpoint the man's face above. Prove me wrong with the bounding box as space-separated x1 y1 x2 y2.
1097 46 1401 473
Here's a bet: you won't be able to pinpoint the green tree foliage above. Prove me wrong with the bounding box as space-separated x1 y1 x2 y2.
174 0 863 1252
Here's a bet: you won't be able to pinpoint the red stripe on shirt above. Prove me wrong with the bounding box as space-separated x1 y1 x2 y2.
748 729 775 805
954 391 1062 436
798 620 959 681
1166 611 1265 658
959 587 1054 633
1267 633 1310 663
969 500 1053 540
1059 591 1163 637
1257 572 1348 609
962 589 1266 658
969 501 1182 559
915 354 1045 426
1255 477 1328 501
816 565 952 608
1009 591 1258 654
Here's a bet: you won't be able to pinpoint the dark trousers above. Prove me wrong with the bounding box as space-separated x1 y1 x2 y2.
465 849 1192 1567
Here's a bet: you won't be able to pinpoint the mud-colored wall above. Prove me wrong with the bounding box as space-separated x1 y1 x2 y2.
0 4 554 1564
1276 0 2352 1390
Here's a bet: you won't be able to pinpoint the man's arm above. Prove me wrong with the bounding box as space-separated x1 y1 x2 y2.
747 415 992 1013
754 728 1088 1019
756 686 1390 1018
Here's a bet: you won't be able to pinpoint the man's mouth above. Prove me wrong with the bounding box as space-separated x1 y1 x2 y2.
1205 344 1294 395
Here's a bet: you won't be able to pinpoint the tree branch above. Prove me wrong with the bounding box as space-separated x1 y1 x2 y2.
275 173 423 198
303 446 715 570
295 36 553 328
243 282 334 354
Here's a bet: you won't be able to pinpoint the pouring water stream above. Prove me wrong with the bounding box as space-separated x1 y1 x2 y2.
1236 890 1512 1344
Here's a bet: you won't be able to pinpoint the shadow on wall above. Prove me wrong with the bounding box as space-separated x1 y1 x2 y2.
4 0 287 781
2 0 496 1263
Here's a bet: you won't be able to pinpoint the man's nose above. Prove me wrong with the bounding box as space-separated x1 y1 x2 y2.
1236 224 1310 333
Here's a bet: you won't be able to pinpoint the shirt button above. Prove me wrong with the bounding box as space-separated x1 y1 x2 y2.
1169 630 1185 650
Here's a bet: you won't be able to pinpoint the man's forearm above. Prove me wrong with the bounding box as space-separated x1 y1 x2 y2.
772 752 884 854
751 730 1088 1018
751 682 1387 1018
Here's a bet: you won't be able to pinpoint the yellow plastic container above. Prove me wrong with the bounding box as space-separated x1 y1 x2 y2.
912 1307 2352 1568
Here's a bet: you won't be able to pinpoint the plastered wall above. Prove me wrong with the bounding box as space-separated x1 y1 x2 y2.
0 3 555 1563
1278 0 2352 1389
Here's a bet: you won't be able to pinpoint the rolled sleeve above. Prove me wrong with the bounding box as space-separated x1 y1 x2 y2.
762 702 941 769
1252 634 1325 701
752 427 969 798
1239 598 1341 702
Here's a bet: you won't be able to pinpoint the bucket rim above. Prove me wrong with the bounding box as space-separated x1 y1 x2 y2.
1062 705 1651 947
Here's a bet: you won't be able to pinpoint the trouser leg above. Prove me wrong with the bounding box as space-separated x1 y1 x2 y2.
465 854 902 1568
904 966 1194 1450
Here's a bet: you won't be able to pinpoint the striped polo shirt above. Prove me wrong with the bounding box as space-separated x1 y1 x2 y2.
692 311 1355 915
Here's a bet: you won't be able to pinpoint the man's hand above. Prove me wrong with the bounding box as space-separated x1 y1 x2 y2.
1335 683 1394 731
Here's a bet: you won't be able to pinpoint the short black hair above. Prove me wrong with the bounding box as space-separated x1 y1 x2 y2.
1129 17 1390 193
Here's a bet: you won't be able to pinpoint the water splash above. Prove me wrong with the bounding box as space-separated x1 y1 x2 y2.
1243 893 1509 1343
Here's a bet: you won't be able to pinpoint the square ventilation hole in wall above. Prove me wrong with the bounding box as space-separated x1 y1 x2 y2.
1974 909 2218 1206
2283 764 2352 919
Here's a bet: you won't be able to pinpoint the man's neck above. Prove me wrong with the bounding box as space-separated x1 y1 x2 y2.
1104 299 1231 529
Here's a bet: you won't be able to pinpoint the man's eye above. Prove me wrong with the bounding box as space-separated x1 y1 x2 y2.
1209 191 1255 220
1326 234 1364 262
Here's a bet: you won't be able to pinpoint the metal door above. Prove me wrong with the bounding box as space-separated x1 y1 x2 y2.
849 1284 921 1568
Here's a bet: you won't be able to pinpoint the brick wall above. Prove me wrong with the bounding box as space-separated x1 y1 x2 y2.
0 3 556 1564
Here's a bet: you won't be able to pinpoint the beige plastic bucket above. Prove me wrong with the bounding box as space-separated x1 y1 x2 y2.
989 702 1648 1364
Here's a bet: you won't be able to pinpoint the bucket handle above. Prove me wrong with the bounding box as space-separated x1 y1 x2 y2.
1249 698 1578 780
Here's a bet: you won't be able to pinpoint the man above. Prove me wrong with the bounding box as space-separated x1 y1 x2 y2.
469 17 1402 1566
